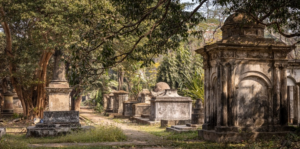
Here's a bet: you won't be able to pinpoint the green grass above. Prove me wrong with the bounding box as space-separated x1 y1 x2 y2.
0 125 126 149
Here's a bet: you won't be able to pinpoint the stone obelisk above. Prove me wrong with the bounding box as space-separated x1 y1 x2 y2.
46 50 72 111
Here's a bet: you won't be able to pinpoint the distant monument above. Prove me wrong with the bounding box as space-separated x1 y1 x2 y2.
197 12 295 142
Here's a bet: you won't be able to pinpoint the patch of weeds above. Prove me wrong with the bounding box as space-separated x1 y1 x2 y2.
0 124 126 148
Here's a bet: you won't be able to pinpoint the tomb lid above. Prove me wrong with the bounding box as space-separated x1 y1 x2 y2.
3 91 14 96
152 89 192 101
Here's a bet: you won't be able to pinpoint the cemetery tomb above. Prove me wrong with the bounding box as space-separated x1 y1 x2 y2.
197 13 295 142
26 50 90 137
123 100 139 117
105 92 115 113
149 89 192 122
166 99 204 132
1 91 14 116
132 82 171 125
113 90 129 114
286 60 300 125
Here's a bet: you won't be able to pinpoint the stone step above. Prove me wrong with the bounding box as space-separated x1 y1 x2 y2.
166 126 196 133
132 117 159 125
171 125 198 131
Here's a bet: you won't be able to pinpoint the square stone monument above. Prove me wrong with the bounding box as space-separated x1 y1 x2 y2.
26 50 87 137
150 89 192 122
197 13 295 142
113 90 129 114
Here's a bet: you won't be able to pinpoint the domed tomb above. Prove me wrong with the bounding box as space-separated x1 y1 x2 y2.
151 82 171 97
196 12 295 142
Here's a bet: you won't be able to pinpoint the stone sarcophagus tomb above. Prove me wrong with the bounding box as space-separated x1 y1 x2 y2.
197 13 295 142
149 89 192 121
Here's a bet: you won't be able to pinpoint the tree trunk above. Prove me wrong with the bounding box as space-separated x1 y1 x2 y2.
118 69 124 90
70 86 82 111
1 7 52 119
74 94 82 111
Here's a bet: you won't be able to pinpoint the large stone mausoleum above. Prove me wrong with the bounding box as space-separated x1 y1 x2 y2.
197 13 296 142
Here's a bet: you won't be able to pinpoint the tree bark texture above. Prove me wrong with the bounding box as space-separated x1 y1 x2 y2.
1 8 53 118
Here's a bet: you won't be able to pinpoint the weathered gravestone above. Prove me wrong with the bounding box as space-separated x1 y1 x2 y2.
197 12 295 142
105 92 114 113
26 50 90 137
123 100 139 117
113 90 129 114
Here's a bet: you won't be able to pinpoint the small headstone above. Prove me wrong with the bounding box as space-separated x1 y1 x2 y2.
0 127 6 138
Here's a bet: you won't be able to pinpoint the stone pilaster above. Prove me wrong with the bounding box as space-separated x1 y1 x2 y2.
294 85 299 124
274 64 281 125
221 64 229 126
204 63 210 124
217 63 222 126
230 62 237 126
280 65 288 126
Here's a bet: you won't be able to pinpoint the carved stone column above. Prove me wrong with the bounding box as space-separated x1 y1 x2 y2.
294 85 299 124
230 62 237 126
204 63 210 124
274 64 281 125
287 86 294 124
217 63 222 126
297 84 300 126
221 64 229 126
280 65 288 126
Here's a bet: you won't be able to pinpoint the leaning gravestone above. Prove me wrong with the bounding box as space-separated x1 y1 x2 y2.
26 50 90 137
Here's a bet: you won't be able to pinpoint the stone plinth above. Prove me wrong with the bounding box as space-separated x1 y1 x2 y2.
149 89 192 121
106 93 114 112
132 103 151 117
196 13 295 142
26 111 82 137
123 101 139 116
46 84 72 111
113 90 128 114
2 91 14 114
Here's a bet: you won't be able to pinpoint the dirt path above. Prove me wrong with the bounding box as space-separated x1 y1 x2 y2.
79 108 163 144
29 109 168 148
